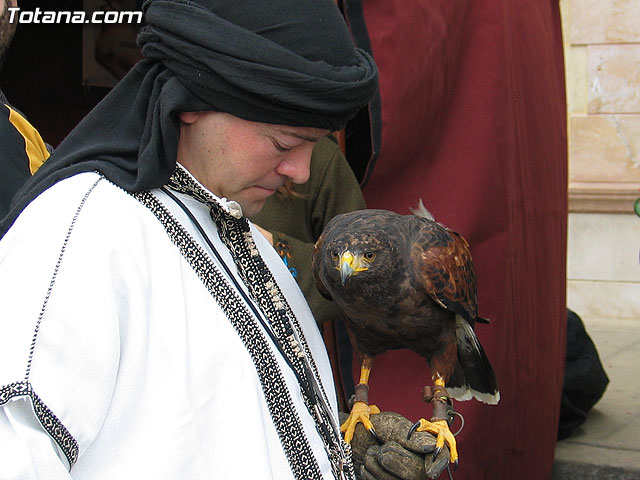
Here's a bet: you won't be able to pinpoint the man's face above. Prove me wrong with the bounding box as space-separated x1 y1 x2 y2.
177 111 329 217
0 0 18 66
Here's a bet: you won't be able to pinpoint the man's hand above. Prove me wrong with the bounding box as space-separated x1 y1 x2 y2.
344 411 450 480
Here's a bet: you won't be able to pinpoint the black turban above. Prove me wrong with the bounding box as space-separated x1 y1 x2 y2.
1 0 377 237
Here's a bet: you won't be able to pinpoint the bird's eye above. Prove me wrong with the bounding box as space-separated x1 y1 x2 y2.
330 251 339 261
363 251 376 262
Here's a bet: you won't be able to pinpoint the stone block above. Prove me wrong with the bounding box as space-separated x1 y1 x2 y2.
564 44 589 114
569 114 640 182
588 45 640 113
567 212 640 282
567 279 640 321
571 0 640 44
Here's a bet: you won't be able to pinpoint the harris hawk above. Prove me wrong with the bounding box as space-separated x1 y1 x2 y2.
312 203 499 469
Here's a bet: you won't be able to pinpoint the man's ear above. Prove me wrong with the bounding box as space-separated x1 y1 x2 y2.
179 112 200 124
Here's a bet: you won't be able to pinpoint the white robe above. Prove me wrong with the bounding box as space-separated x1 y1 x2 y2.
0 172 342 479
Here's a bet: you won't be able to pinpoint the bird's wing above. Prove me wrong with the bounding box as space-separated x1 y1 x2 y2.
312 231 333 301
411 223 479 322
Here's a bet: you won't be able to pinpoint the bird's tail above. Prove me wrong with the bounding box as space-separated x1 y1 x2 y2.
447 315 500 405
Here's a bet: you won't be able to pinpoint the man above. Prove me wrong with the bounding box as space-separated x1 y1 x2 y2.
0 0 50 217
0 1 446 479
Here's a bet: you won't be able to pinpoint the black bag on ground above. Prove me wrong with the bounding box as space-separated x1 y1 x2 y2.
558 309 609 440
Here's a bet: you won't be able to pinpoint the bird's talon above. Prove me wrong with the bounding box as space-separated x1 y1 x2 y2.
413 418 458 466
368 426 380 442
432 446 442 462
407 420 421 440
453 459 459 471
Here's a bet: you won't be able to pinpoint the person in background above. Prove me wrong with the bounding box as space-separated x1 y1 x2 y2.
251 134 365 412
252 135 365 328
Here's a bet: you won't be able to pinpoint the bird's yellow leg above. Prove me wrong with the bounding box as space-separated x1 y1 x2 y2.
413 378 459 466
340 357 380 443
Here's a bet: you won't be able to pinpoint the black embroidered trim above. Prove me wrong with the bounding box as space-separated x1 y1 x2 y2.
165 168 354 479
132 189 325 480
0 381 79 468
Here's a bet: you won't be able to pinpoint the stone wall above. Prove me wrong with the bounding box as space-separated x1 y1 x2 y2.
561 0 640 322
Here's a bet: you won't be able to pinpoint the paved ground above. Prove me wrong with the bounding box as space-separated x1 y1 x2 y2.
552 317 640 479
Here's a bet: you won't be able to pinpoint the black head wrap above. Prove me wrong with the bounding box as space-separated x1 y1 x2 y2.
1 0 377 237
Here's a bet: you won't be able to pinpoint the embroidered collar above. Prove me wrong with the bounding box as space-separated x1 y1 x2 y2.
167 164 244 218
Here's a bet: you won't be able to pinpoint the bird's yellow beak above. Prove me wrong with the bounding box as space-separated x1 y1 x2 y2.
338 251 368 285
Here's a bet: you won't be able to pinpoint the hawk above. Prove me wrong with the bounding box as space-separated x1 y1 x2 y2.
312 203 499 468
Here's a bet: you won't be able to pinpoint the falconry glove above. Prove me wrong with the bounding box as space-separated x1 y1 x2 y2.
344 411 450 480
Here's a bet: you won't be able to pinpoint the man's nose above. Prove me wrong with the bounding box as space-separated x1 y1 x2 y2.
276 144 313 184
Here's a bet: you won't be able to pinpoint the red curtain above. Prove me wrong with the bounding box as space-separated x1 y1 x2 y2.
346 1 568 478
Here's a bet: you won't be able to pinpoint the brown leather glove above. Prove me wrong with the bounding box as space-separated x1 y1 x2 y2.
344 411 450 480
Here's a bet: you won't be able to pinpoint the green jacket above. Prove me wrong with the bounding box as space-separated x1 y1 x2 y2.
250 135 365 325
